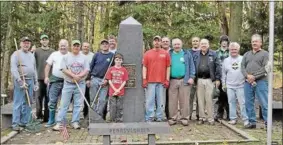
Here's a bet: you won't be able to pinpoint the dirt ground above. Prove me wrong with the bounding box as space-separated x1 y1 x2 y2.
273 87 282 102
2 115 282 145
4 119 243 144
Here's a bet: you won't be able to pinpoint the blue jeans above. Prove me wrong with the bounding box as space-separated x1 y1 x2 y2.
48 82 64 112
244 80 268 125
89 77 108 117
56 81 85 123
12 79 34 127
227 87 248 124
145 83 166 121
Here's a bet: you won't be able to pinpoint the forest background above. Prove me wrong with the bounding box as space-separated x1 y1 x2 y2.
0 1 282 95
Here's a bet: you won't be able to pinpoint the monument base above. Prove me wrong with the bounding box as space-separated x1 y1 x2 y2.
89 122 170 145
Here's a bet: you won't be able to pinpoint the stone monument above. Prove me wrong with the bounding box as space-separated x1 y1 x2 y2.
89 17 170 145
116 16 145 122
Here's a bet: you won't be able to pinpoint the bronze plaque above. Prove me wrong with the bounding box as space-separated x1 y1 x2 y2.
123 64 136 88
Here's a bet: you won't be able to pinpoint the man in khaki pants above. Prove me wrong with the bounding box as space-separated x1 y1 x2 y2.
168 38 195 126
193 39 221 125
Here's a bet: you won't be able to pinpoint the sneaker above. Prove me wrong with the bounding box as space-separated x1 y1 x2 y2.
53 123 62 131
168 120 176 126
12 125 21 131
18 123 26 128
228 120 237 125
196 115 199 121
180 119 189 126
45 122 56 128
244 123 256 129
72 122 81 129
197 120 204 125
208 121 215 125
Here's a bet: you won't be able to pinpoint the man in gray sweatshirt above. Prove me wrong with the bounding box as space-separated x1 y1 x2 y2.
222 42 248 127
10 37 39 131
241 34 269 129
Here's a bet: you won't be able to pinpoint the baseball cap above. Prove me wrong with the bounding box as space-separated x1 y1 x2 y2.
72 40 81 45
100 39 109 44
153 35 161 40
40 34 49 40
20 36 31 42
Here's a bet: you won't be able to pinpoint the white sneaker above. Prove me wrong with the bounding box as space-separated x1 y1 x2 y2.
53 123 62 131
72 122 80 129
228 120 237 125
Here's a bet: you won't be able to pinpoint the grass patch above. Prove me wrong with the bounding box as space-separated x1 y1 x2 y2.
273 71 282 89
1 128 12 137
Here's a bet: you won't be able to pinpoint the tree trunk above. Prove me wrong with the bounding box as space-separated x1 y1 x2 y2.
1 2 13 94
89 3 97 48
229 2 243 42
104 2 110 38
218 2 229 35
77 1 84 42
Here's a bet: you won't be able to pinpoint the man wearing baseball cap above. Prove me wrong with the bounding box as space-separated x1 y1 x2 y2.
53 39 90 130
142 35 171 122
34 34 55 123
214 35 230 121
10 37 39 130
86 39 114 119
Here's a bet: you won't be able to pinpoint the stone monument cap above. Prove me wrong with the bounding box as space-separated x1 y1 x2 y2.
120 16 141 25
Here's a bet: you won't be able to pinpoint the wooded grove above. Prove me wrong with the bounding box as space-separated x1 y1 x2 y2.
1 1 282 94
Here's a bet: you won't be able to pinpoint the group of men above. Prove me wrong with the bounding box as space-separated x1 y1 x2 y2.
10 34 119 131
10 33 268 132
142 34 269 129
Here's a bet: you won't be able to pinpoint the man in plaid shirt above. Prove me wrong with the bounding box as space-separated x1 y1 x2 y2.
214 35 230 121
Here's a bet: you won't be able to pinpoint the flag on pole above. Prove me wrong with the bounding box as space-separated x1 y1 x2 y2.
60 120 70 141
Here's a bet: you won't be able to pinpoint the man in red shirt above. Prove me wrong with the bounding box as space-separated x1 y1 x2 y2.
106 53 129 122
142 36 171 122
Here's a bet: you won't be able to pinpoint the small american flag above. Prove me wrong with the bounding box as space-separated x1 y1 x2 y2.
60 120 70 141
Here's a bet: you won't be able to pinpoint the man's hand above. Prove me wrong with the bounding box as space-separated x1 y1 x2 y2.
142 79 148 88
222 84 227 92
44 77 49 85
18 80 28 89
86 80 91 87
188 78 194 85
163 80 170 88
72 75 81 82
215 80 220 88
101 80 108 87
34 81 39 91
247 74 255 83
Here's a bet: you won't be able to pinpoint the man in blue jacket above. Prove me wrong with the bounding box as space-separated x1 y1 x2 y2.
167 38 195 126
188 36 200 120
86 39 114 119
193 39 221 125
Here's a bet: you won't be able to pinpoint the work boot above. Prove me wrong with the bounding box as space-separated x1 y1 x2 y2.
45 110 56 127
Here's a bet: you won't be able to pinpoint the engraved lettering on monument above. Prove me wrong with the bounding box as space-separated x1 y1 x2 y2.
123 64 136 88
108 127 151 134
